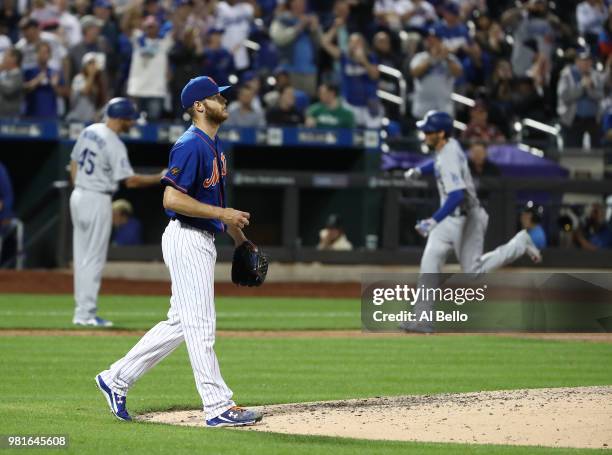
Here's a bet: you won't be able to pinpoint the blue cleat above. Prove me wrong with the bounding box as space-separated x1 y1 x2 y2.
206 406 263 427
95 375 131 421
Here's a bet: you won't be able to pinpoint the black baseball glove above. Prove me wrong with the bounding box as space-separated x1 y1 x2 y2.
231 241 269 287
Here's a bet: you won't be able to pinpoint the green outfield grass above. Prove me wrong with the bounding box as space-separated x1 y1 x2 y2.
0 294 359 330
0 294 611 453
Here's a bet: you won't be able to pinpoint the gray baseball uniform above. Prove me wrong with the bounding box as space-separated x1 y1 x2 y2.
70 123 134 323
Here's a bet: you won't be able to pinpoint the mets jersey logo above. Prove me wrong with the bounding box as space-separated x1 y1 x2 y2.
203 154 227 188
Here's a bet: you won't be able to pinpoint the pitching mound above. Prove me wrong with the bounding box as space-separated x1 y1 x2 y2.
139 386 612 449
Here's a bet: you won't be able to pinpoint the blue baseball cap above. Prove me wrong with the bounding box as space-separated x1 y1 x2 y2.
94 0 112 8
106 97 139 120
181 76 230 109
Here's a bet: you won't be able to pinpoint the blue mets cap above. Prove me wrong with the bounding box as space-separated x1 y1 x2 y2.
181 76 230 109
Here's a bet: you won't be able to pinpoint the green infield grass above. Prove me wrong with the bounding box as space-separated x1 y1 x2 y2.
0 293 610 453
0 294 359 330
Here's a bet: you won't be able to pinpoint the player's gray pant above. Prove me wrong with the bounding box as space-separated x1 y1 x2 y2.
99 219 235 420
420 207 489 274
70 188 112 321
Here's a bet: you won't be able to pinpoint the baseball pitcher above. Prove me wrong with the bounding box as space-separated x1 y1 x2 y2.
95 77 267 427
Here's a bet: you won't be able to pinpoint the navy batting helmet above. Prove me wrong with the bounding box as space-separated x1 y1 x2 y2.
416 110 454 135
106 97 139 120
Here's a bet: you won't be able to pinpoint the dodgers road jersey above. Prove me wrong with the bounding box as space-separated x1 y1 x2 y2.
71 123 135 194
162 125 227 233
434 138 479 211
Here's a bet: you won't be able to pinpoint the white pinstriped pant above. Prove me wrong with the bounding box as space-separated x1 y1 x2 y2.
99 219 235 419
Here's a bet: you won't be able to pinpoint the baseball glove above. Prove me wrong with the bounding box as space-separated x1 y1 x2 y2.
231 241 269 287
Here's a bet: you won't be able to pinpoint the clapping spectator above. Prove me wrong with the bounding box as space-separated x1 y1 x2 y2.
66 52 107 122
409 27 462 119
0 48 23 117
322 26 382 127
266 86 304 125
215 0 255 72
270 0 321 97
461 100 506 143
16 17 68 73
23 41 68 118
226 84 266 127
126 15 173 120
305 82 355 128
557 49 605 147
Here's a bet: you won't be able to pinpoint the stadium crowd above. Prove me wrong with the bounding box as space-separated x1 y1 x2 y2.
0 0 612 145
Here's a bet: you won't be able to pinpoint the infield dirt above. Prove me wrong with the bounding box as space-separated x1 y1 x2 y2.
140 386 612 450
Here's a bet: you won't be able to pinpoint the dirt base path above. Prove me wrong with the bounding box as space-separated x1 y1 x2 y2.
139 386 612 449
1 329 611 342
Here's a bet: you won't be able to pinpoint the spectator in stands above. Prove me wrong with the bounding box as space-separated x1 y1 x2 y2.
266 86 304 125
270 0 321 97
169 26 204 117
488 59 514 116
501 0 560 78
434 2 470 55
226 84 266 127
402 0 437 32
16 17 68 73
30 0 58 25
573 202 612 249
461 100 506 143
467 141 501 178
93 0 119 51
111 199 143 246
557 49 605 148
373 0 411 32
23 41 67 118
263 66 307 110
54 0 83 48
409 27 462 119
0 20 11 60
201 27 235 87
317 214 353 251
477 21 511 61
127 15 173 120
241 70 265 112
68 15 110 80
520 204 547 250
305 82 355 128
116 7 141 95
598 6 612 58
372 30 401 70
66 52 107 122
0 48 23 117
215 0 255 72
577 0 607 54
321 26 382 127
